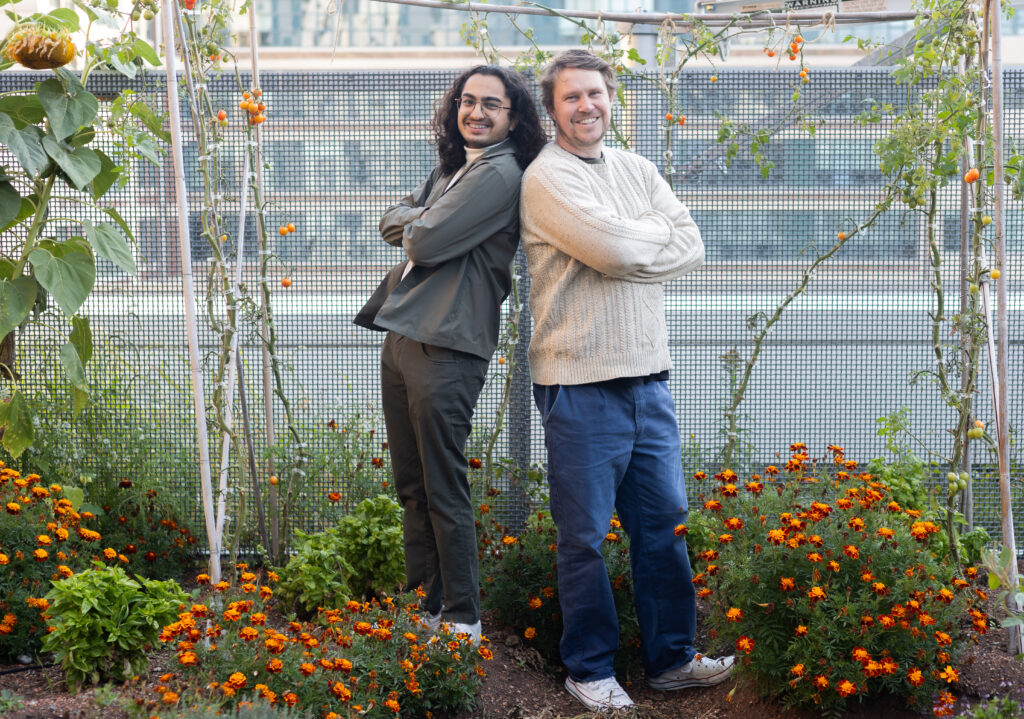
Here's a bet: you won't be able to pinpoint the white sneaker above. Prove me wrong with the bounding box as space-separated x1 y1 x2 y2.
449 620 481 643
648 654 734 690
422 610 441 632
565 676 634 711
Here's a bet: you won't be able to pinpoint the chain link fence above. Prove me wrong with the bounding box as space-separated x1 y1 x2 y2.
1 68 1021 548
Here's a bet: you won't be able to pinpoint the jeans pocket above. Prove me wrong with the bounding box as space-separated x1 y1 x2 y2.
532 384 564 425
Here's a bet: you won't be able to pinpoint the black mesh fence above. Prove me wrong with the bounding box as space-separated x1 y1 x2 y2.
1 68 1021 549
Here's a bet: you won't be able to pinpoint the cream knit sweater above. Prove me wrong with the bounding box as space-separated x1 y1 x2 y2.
521 143 705 386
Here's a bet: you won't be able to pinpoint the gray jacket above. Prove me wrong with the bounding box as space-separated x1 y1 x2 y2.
354 142 523 360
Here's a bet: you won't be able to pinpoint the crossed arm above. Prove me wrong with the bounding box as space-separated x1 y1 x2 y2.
379 164 517 268
521 157 704 283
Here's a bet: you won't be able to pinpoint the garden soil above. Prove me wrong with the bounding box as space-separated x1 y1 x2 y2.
1 595 1022 719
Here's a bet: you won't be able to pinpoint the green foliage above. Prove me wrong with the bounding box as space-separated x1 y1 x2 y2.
275 528 355 619
303 409 394 515
0 2 166 457
961 697 1024 719
277 495 405 617
691 447 987 715
0 469 102 662
163 578 487 719
479 508 643 678
9 351 197 581
154 697 313 718
0 689 24 714
981 545 1024 630
40 564 188 692
335 495 405 597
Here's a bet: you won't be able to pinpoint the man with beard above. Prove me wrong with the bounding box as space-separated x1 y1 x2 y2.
520 49 734 710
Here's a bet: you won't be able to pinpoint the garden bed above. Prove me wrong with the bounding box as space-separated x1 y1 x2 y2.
2 593 1021 719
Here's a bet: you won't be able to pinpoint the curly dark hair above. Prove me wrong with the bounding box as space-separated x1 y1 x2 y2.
432 65 548 176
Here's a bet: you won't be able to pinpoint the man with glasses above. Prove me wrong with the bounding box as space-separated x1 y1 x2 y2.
521 49 734 711
356 66 546 641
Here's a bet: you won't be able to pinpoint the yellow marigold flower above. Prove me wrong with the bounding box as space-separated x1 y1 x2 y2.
502 536 517 545
524 627 536 640
384 699 400 712
5 502 21 515
0 554 8 566
479 647 493 660
605 532 620 542
795 625 808 636
227 672 246 689
609 517 621 529
935 631 952 647
725 607 743 622
32 548 48 562
57 565 73 578
790 664 805 677
807 586 826 602
55 528 68 542
102 548 117 560
266 658 283 673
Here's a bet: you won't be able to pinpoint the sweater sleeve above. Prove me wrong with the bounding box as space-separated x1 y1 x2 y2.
522 153 702 282
613 161 705 283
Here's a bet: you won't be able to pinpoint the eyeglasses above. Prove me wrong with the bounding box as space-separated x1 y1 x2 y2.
455 96 512 115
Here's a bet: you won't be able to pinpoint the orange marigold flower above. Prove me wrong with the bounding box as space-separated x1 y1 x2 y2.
178 651 198 666
528 597 542 610
726 607 744 622
744 481 764 494
703 500 723 512
938 664 959 683
736 635 754 654
934 631 952 647
827 560 841 573
299 662 316 676
502 536 518 545
384 699 400 713
718 534 734 544
605 533 620 542
847 517 866 531
328 492 342 503
918 613 936 627
697 587 713 598
724 517 744 530
872 582 888 595
806 552 823 563
694 471 707 480
791 664 805 677
843 544 859 559
814 675 829 689
807 586 826 602
852 646 870 663
795 624 809 636
764 465 779 475
673 524 688 536
266 658 283 673
767 529 786 545
524 627 536 640
779 577 796 591
836 679 857 697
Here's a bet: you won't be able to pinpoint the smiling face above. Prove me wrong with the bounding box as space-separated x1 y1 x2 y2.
457 72 516 149
549 67 611 158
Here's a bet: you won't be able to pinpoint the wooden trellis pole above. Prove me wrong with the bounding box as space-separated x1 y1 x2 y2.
161 0 220 584
986 0 1022 656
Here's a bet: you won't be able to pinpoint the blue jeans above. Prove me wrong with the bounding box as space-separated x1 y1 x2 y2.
534 379 697 681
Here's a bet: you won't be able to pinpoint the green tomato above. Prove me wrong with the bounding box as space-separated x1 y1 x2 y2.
967 427 983 440
947 472 959 483
959 472 970 482
969 283 980 294
143 9 154 19
982 215 993 226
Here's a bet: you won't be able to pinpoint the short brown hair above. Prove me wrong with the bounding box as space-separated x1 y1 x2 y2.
540 49 617 114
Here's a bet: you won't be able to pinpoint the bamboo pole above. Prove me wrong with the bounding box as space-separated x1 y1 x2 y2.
162 0 220 584
370 0 921 26
214 149 252 542
987 0 1022 656
248 6 280 561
